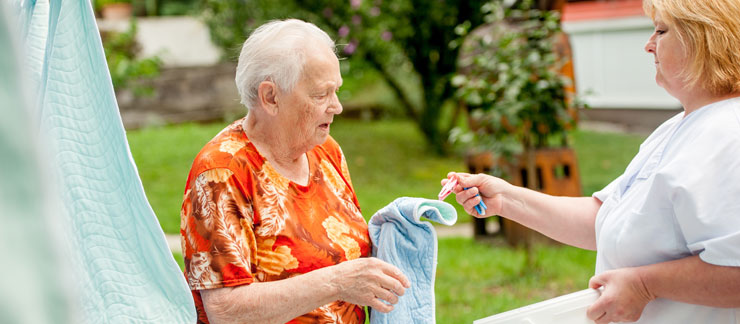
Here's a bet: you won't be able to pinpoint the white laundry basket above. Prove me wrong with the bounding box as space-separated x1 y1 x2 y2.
474 288 601 324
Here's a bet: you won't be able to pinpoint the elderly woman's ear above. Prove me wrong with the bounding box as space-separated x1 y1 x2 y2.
257 80 280 115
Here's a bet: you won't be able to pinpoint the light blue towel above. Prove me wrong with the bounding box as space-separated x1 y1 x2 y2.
5 0 196 322
0 3 70 323
368 197 458 324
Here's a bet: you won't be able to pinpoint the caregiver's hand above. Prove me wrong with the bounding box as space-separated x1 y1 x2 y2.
586 268 656 323
442 172 512 218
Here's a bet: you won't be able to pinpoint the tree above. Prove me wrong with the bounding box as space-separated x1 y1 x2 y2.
452 0 577 159
453 0 584 245
201 0 490 153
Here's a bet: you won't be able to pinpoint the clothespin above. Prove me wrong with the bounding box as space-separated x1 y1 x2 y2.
467 190 488 215
438 176 488 215
438 177 458 200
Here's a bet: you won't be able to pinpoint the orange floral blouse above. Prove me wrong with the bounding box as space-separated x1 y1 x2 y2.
180 119 371 324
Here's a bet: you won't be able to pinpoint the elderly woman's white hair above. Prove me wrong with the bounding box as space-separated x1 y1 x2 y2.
235 19 336 110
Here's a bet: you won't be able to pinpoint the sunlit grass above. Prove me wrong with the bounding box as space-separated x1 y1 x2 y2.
128 118 645 323
127 122 229 234
435 237 597 323
170 237 597 324
127 118 644 233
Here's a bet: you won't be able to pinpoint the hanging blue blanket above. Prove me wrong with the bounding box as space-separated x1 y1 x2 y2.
5 0 196 322
368 197 457 324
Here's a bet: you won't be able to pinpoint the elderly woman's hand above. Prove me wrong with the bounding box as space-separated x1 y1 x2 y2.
586 267 656 323
331 257 411 313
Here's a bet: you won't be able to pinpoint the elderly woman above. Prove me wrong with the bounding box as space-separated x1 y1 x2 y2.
180 19 410 324
446 0 740 323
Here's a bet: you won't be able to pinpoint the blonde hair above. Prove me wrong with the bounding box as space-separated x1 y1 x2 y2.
235 19 336 110
643 0 740 94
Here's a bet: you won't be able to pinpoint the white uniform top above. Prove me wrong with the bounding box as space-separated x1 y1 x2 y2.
593 97 740 324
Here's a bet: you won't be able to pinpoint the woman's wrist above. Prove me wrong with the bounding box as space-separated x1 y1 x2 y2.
320 263 348 302
633 265 658 303
499 182 522 219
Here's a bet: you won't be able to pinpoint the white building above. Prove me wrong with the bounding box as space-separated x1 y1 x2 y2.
562 0 681 132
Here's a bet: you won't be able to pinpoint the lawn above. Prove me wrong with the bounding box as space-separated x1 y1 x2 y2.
127 117 645 323
170 238 597 323
127 118 470 234
127 117 645 234
435 238 597 323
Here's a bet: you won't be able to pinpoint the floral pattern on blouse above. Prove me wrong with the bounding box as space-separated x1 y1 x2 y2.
180 119 370 324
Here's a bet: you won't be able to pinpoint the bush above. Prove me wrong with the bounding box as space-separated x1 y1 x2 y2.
452 0 581 158
199 0 490 153
101 19 162 96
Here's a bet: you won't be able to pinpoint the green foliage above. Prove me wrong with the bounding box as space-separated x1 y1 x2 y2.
158 0 198 16
101 20 162 96
132 0 199 16
95 0 131 8
199 0 491 153
452 0 579 158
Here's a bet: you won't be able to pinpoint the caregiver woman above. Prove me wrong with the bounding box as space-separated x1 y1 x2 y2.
446 0 740 323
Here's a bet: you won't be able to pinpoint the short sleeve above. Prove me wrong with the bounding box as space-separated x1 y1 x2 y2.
181 168 258 290
665 138 740 267
592 174 624 203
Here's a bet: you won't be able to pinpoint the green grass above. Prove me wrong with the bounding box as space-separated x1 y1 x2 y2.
127 118 645 233
172 251 184 270
127 118 645 323
127 118 469 233
127 122 230 233
331 118 469 220
572 130 644 196
435 238 596 323
169 238 596 323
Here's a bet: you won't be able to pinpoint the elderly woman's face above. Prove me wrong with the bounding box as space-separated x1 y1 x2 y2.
644 18 689 96
277 46 343 151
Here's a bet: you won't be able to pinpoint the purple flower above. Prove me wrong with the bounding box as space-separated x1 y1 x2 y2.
338 25 350 37
381 30 392 41
322 7 333 18
343 39 358 55
350 0 362 9
369 6 380 16
352 14 362 25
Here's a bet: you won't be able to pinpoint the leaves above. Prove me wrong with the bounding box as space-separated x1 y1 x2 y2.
101 19 162 96
199 0 490 154
452 0 579 157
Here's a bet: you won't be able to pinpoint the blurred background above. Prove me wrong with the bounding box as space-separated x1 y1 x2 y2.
96 0 673 322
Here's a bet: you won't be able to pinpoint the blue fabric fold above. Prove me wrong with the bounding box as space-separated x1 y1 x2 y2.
368 197 457 324
6 0 197 322
1 3 70 322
